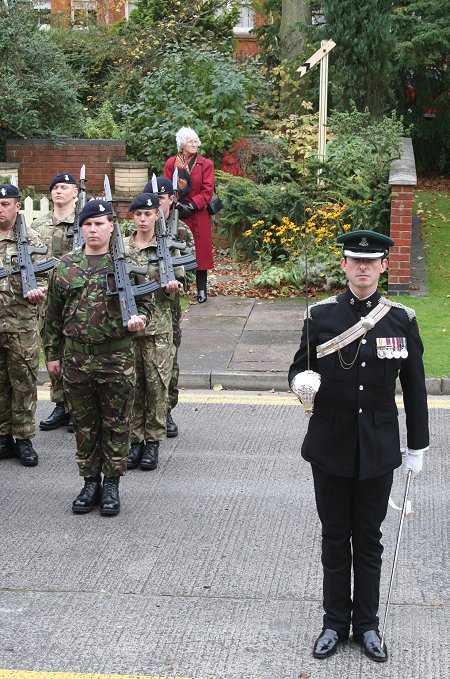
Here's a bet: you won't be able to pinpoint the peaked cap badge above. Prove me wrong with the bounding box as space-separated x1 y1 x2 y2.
359 237 369 247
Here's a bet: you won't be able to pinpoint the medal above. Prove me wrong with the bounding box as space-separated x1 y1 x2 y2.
385 337 393 359
393 337 401 359
399 337 408 358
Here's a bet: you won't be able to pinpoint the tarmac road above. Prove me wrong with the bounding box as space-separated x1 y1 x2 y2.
0 389 449 679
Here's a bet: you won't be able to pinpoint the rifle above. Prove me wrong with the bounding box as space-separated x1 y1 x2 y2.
10 213 56 299
103 175 159 327
70 164 87 248
150 173 197 285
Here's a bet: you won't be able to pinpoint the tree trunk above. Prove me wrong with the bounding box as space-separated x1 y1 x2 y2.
279 0 312 61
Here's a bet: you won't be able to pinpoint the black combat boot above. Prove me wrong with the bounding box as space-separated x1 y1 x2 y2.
101 476 121 516
166 410 178 438
39 403 70 430
72 476 102 514
0 435 17 460
127 441 145 469
140 441 159 471
15 439 38 467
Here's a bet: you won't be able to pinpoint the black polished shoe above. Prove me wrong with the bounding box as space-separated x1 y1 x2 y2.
101 476 120 516
0 435 17 459
39 403 70 431
166 411 178 438
313 628 343 659
72 476 101 514
197 290 207 303
127 441 144 469
353 630 388 663
15 439 38 467
67 416 75 433
140 441 159 471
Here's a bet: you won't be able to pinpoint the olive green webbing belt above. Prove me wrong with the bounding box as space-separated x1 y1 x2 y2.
64 336 131 356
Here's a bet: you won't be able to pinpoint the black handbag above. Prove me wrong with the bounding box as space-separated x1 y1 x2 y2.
207 190 223 215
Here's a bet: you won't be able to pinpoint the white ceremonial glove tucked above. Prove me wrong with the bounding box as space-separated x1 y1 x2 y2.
402 446 429 479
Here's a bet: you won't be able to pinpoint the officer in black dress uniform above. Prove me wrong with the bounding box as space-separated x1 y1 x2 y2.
288 230 429 662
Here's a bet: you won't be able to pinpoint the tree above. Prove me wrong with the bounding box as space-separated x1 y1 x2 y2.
279 0 311 60
392 0 450 172
323 0 395 117
0 4 83 153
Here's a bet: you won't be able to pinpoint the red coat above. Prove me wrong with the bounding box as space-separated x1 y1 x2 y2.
164 154 214 270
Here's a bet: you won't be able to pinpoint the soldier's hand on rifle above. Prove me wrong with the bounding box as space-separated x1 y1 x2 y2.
47 359 61 377
127 314 147 333
165 280 183 295
26 287 47 304
177 201 196 218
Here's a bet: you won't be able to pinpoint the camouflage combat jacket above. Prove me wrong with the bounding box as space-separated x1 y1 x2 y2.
32 210 76 259
0 226 48 333
123 234 185 337
44 248 153 361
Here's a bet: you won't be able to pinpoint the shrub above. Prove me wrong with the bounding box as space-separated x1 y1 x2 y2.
221 136 292 183
120 46 268 167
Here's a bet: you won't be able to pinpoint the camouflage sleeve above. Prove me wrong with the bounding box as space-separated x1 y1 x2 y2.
43 265 65 361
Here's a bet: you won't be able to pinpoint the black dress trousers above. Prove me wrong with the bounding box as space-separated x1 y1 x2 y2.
312 465 393 636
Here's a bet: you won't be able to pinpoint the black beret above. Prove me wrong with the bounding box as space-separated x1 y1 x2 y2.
336 229 394 259
143 177 173 195
49 173 77 191
79 199 113 226
129 192 160 212
0 184 20 199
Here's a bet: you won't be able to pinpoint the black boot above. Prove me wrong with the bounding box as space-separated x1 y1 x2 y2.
101 476 121 516
127 441 145 469
72 476 102 514
196 270 207 303
0 435 17 460
140 441 159 471
15 439 38 467
39 403 70 430
166 411 178 438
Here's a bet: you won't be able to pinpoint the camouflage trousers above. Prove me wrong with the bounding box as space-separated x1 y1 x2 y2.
131 333 174 444
168 296 182 410
0 331 39 439
49 372 65 406
62 347 136 478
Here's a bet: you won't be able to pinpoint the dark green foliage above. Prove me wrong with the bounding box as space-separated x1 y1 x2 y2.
0 4 83 153
121 46 269 168
323 0 395 117
393 1 450 173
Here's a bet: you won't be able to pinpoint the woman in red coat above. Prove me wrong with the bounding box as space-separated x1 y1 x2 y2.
164 127 214 303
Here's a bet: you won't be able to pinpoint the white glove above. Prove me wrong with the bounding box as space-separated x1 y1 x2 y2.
402 447 429 478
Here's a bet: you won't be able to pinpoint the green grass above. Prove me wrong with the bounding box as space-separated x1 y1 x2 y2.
406 189 450 377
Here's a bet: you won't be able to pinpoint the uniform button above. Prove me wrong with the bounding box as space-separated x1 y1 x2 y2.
361 362 366 367
361 339 367 344
359 408 363 413
359 385 364 390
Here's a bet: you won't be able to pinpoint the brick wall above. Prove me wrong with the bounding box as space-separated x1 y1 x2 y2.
388 138 417 296
389 185 414 294
6 139 126 192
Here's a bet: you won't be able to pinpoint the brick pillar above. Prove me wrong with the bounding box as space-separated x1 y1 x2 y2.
388 138 417 296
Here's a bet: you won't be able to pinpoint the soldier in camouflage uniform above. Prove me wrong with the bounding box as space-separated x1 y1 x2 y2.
0 184 48 467
44 200 151 516
33 172 78 432
144 176 196 438
124 192 184 472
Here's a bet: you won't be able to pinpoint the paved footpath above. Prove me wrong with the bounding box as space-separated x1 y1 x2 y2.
0 389 448 679
177 296 450 394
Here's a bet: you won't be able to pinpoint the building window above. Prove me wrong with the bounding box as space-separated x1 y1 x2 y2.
234 1 254 35
71 0 98 27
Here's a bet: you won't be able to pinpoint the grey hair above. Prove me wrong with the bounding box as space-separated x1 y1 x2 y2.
176 127 201 152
